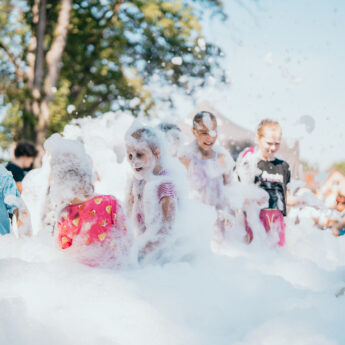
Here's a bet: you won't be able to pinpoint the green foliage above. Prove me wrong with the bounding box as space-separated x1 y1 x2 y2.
48 78 72 135
0 0 226 146
331 162 345 176
301 159 318 172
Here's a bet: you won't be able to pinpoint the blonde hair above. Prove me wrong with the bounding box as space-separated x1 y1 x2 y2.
257 119 282 139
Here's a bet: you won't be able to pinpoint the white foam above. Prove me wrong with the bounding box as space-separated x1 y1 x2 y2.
1 112 344 345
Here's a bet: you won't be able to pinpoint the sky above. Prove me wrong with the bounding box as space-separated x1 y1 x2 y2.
174 0 345 170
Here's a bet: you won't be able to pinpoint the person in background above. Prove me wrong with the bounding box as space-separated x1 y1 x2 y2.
235 119 298 246
0 165 21 235
157 122 184 157
179 111 235 238
6 141 38 193
315 193 345 236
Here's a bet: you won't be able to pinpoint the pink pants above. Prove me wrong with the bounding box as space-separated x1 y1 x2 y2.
245 209 286 246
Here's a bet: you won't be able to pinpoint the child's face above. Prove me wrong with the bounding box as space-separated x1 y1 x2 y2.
193 119 217 152
21 156 35 168
257 127 281 160
126 142 157 180
336 198 345 212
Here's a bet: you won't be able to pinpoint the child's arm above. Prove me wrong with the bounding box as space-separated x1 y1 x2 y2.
3 173 20 215
219 152 235 185
2 172 30 233
140 195 176 255
179 156 190 170
16 181 23 194
114 202 128 233
57 215 73 249
126 180 135 218
161 196 175 224
335 217 345 231
286 191 299 207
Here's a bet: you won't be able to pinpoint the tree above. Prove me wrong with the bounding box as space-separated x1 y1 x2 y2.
300 159 318 172
0 0 226 150
331 162 345 176
0 0 72 148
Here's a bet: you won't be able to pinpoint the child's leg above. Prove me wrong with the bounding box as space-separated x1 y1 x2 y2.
244 212 254 244
333 228 345 237
214 211 227 242
259 209 285 246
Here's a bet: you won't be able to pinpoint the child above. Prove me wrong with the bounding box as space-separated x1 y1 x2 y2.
0 165 21 235
157 122 184 157
235 119 295 246
316 194 345 236
126 126 178 259
6 141 38 193
45 135 129 267
333 194 345 236
179 111 234 235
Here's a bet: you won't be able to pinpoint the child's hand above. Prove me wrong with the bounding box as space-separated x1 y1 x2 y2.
326 219 337 227
257 195 269 206
140 240 159 257
17 210 28 228
257 199 266 206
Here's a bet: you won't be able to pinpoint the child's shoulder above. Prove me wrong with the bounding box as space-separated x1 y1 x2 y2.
214 146 234 169
274 158 290 169
0 165 14 179
71 195 119 210
236 147 257 166
157 180 177 200
94 194 119 205
214 145 231 157
179 142 196 160
241 147 256 159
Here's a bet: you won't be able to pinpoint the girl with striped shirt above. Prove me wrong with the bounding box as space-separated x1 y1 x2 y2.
126 126 178 259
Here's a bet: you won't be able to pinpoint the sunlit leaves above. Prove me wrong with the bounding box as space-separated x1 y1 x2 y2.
0 0 226 146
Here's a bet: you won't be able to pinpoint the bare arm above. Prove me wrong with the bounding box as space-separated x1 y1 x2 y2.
219 154 232 185
223 173 231 185
126 181 135 218
16 182 23 194
179 156 190 170
161 196 175 224
286 190 299 207
336 217 345 230
13 208 19 219
140 196 176 255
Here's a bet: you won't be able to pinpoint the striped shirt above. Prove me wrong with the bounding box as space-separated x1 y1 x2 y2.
157 169 176 200
134 169 177 233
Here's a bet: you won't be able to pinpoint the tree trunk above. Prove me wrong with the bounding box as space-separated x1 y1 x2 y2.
34 0 72 150
31 0 46 123
23 0 42 142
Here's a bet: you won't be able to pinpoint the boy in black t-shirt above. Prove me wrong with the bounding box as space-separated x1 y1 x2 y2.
6 141 38 193
235 119 298 246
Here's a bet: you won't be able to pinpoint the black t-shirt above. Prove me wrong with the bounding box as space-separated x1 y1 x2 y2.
5 162 25 182
254 159 291 216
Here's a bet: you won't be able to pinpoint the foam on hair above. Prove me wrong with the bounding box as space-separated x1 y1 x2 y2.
45 134 94 202
257 119 282 139
192 111 216 130
158 122 181 133
130 127 160 154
